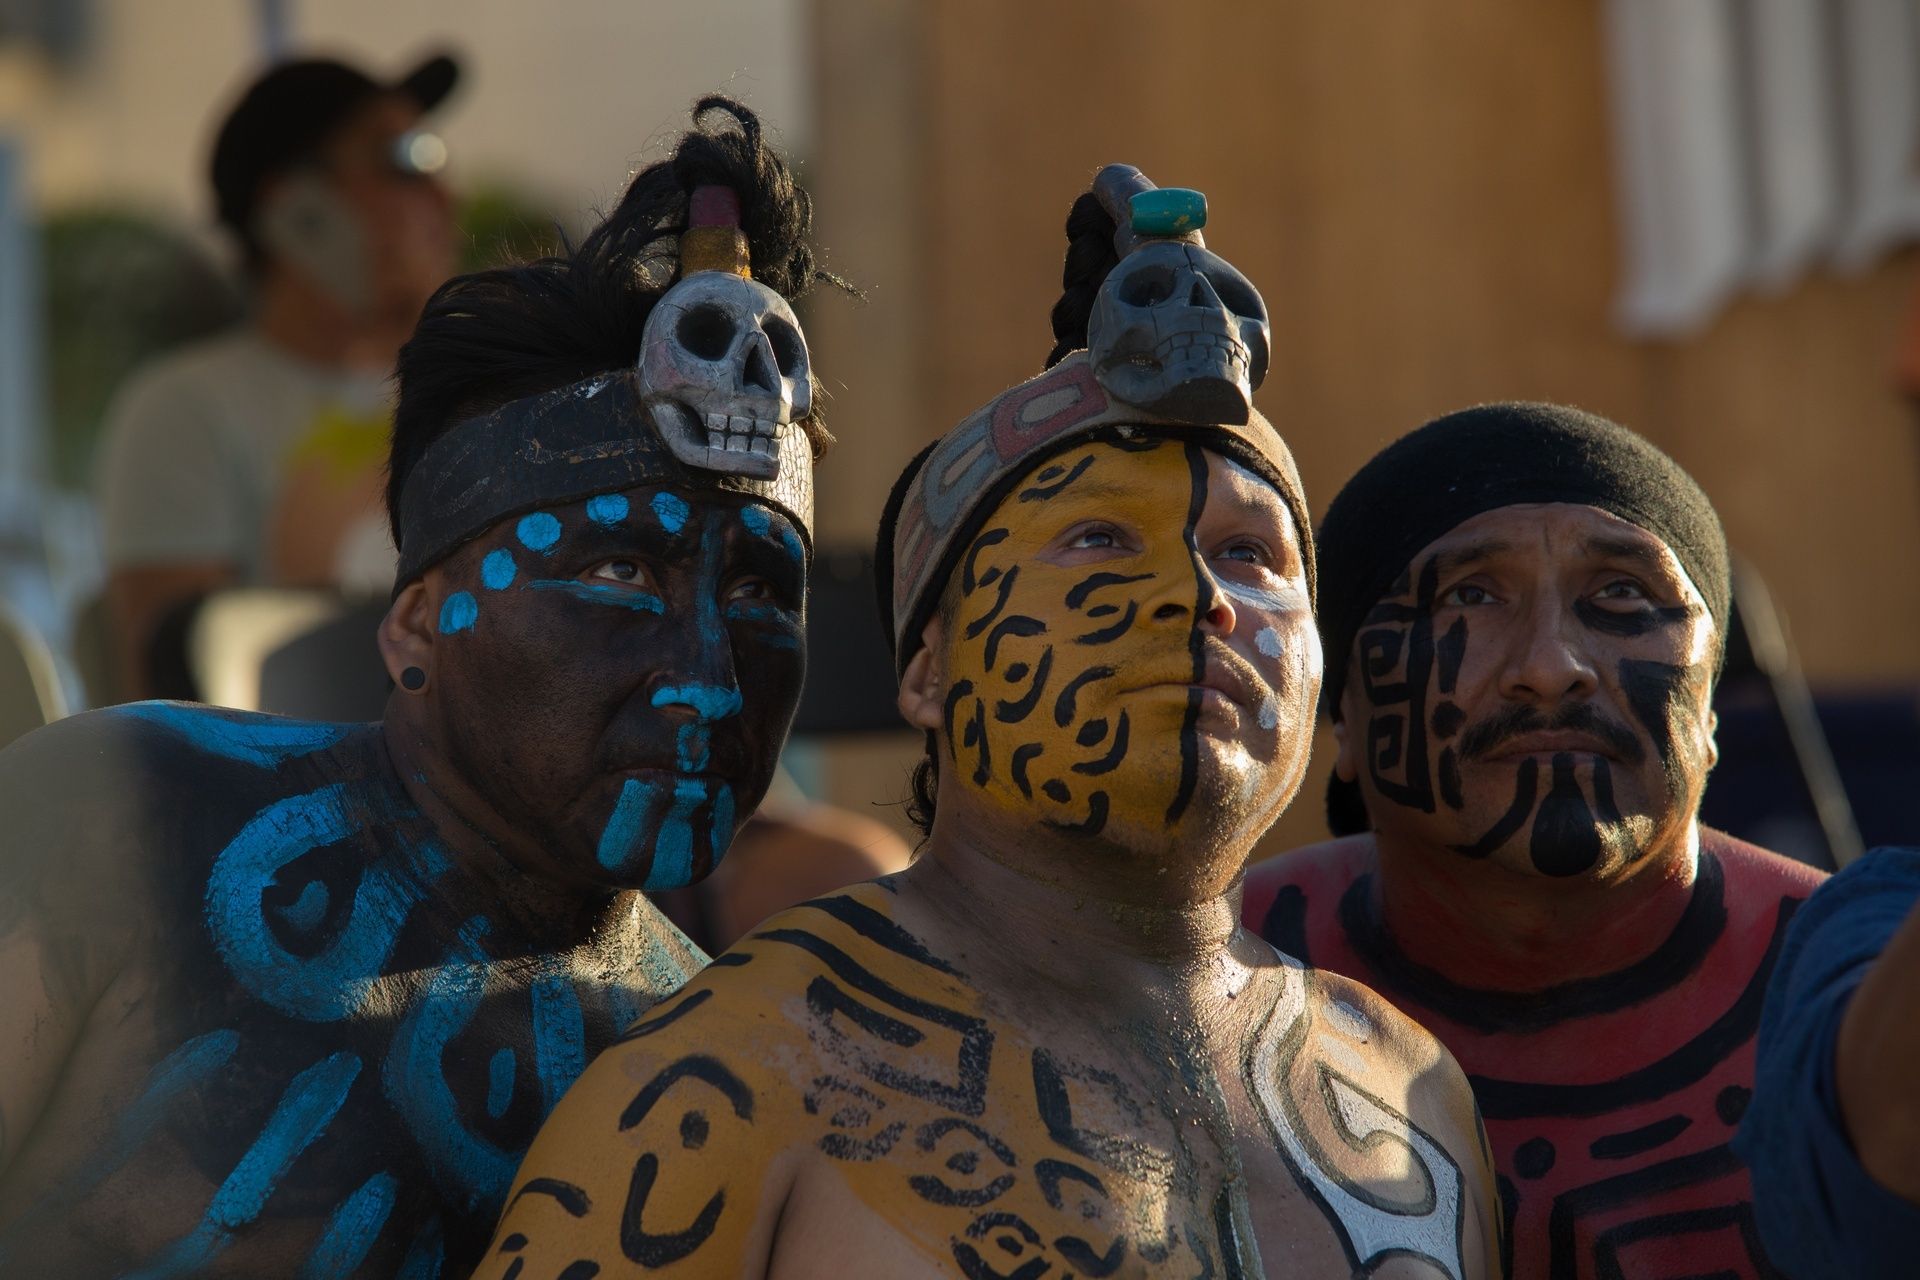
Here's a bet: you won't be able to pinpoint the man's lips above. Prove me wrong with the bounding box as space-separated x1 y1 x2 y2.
1483 731 1619 761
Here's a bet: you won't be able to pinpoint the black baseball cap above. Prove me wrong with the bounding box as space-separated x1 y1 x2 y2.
209 52 460 234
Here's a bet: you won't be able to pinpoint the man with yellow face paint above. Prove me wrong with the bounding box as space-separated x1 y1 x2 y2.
473 168 1503 1280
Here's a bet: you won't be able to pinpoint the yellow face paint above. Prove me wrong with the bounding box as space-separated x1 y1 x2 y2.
941 439 1217 837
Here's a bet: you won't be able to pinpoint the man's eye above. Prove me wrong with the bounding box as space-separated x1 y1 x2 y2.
727 577 774 603
1068 527 1120 550
590 559 647 585
1595 579 1648 602
1218 541 1269 567
1442 583 1494 606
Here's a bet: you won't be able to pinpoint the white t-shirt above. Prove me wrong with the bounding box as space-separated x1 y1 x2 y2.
93 328 397 594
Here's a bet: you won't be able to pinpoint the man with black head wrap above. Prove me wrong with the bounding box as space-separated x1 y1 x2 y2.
0 99 843 1276
1244 402 1826 1278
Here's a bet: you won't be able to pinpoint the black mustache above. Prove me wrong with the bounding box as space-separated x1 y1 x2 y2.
1456 702 1645 764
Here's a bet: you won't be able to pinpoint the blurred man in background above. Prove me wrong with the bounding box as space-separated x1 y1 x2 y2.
94 53 459 698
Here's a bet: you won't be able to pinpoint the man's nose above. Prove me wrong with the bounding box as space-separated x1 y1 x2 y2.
650 681 743 723
1496 592 1598 707
1143 553 1239 636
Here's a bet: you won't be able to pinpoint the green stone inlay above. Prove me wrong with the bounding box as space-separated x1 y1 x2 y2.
1130 188 1207 237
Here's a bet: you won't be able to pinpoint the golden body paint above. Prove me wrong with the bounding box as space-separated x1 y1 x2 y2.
474 884 1496 1278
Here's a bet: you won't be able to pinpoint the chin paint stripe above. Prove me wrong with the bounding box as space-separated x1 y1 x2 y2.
652 492 690 533
116 705 348 768
644 779 709 890
300 1171 398 1280
126 1052 362 1279
598 777 660 873
516 512 563 552
586 493 630 527
481 549 517 591
438 592 479 634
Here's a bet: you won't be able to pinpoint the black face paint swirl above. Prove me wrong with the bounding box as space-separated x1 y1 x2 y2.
1355 561 1442 814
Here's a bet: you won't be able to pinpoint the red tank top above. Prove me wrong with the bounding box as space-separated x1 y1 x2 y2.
1244 831 1823 1279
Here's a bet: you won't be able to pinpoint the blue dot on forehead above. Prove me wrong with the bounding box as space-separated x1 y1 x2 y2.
652 492 689 534
586 494 629 527
481 549 516 591
516 512 562 552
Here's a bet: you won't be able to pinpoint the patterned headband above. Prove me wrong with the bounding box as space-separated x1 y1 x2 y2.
394 185 817 585
885 165 1309 663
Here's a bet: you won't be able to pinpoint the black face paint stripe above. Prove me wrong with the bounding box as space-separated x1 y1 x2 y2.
942 680 974 763
963 700 991 784
1073 601 1138 645
1011 743 1043 799
1619 658 1690 800
1431 701 1465 740
1436 616 1467 694
1448 756 1540 858
993 647 1053 723
1075 718 1108 747
1018 453 1097 502
1065 571 1154 610
1071 711 1131 776
983 615 1046 671
1165 442 1209 826
1045 790 1109 837
961 527 1010 595
1054 666 1115 727
1529 752 1604 877
962 566 1020 638
1572 598 1696 638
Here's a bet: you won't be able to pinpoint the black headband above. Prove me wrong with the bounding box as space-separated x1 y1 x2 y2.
393 369 815 586
1317 401 1731 715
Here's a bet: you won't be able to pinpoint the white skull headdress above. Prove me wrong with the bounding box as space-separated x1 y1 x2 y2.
637 186 811 481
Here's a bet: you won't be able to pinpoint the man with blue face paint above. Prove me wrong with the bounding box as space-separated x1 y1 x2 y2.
0 99 842 1276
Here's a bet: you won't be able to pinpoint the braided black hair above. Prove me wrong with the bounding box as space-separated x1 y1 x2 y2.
387 95 852 541
1043 190 1119 368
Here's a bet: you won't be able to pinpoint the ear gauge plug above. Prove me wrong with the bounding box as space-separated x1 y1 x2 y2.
401 667 427 692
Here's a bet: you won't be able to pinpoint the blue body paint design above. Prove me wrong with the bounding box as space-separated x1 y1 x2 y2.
597 777 660 873
586 493 630 526
485 1048 516 1120
651 684 743 720
438 592 479 634
528 579 664 614
651 492 689 533
645 779 709 891
381 919 518 1214
480 549 517 591
394 1217 445 1280
300 1170 397 1280
206 783 444 1020
530 974 587 1113
126 1052 362 1279
115 705 348 769
516 512 562 552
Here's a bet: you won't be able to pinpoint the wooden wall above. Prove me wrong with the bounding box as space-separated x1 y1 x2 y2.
805 0 1920 848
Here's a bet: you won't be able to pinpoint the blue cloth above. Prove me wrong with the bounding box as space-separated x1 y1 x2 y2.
1735 846 1920 1278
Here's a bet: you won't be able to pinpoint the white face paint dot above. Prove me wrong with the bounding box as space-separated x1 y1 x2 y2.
1256 627 1284 659
1258 697 1279 731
